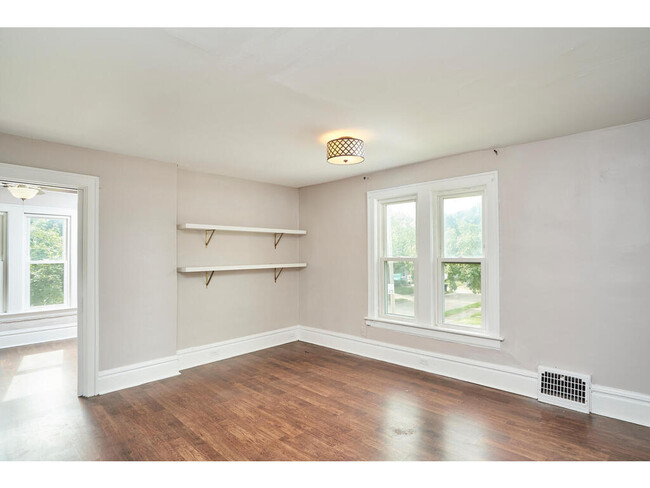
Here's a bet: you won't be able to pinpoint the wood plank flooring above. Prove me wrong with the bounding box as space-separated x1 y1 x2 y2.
1 338 649 461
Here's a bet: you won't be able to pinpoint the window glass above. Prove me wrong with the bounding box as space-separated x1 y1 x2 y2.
28 216 67 309
384 260 415 317
443 195 482 258
385 201 416 257
30 263 65 307
443 263 482 327
29 217 64 261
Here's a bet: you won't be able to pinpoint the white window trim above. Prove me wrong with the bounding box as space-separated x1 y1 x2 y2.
0 202 78 315
366 171 501 349
378 196 418 322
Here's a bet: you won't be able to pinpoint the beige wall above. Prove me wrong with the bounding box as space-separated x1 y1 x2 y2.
0 132 178 370
299 119 650 395
0 133 301 368
2 118 648 397
176 169 300 349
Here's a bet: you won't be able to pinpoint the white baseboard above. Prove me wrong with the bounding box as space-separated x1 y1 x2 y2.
296 325 538 398
0 323 77 349
93 324 650 428
97 355 180 395
95 327 298 396
177 326 299 371
591 385 650 428
296 325 650 428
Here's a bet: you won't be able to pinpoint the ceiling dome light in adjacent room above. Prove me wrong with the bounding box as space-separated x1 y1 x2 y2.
6 184 40 201
326 137 365 165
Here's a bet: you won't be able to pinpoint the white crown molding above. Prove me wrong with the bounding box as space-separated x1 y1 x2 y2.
0 323 77 349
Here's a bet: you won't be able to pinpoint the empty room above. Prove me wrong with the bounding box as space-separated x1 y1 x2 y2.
1 12 649 477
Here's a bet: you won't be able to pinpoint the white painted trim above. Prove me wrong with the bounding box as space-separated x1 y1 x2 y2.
178 263 307 273
591 385 650 427
296 325 536 398
95 327 298 395
97 355 180 395
92 323 650 427
0 323 77 349
178 223 306 235
297 325 650 427
0 162 99 397
366 171 501 199
366 171 500 347
0 308 76 323
0 202 78 314
365 317 503 349
177 326 299 371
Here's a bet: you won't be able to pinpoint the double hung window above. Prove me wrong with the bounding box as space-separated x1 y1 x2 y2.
26 215 70 309
367 172 500 348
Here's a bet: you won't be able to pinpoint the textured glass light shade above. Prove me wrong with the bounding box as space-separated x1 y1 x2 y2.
326 137 365 165
7 185 40 201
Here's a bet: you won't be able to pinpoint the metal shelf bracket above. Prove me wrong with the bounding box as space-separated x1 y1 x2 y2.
274 233 284 249
274 267 283 283
205 229 215 247
206 270 215 287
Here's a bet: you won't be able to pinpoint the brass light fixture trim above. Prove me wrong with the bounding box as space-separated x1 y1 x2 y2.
326 136 365 165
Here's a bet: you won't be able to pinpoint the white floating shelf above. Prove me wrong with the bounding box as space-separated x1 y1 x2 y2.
178 224 307 235
178 263 307 286
178 263 307 273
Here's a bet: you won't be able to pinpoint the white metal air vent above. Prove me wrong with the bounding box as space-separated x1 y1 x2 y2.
537 366 591 413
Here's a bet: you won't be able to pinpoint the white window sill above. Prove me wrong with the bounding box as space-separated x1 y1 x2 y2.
365 316 503 349
0 308 77 324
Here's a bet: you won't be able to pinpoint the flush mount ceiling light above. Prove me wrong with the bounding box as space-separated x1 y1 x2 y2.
5 184 41 201
326 136 365 165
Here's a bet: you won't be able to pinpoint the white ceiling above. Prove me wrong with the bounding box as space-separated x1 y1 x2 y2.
1 28 649 187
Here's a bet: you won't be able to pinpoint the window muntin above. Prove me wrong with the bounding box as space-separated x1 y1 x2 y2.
380 200 416 319
367 172 499 346
26 215 70 310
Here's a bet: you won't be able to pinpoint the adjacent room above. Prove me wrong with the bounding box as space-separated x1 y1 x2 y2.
1 26 649 466
0 183 78 407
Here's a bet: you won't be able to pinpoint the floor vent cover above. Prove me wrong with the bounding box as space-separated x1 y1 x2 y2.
537 367 591 413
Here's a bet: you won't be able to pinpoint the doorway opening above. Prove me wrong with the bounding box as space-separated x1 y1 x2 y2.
0 162 99 398
0 182 79 402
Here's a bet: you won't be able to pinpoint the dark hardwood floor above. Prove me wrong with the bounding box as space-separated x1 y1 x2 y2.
1 338 649 461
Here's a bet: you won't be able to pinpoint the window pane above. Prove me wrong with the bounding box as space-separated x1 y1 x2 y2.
443 195 482 258
385 201 416 257
443 263 481 327
384 260 415 317
30 263 65 307
29 217 65 261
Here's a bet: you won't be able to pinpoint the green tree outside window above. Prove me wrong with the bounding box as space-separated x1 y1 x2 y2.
29 217 66 307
